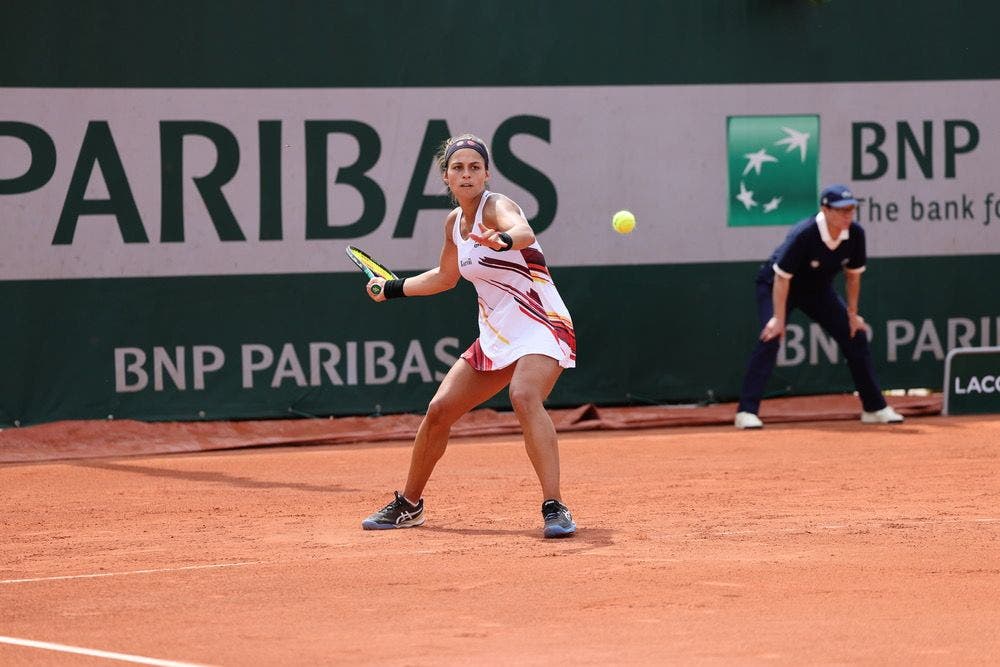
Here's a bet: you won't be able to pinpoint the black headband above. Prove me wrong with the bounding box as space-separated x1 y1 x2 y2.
445 138 489 170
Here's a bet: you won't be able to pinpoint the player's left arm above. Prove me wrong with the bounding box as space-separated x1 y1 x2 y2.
469 195 535 251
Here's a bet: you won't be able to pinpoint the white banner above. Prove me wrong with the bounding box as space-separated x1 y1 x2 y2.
2 82 999 280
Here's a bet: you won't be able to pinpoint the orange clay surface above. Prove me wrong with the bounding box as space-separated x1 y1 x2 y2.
2 409 999 665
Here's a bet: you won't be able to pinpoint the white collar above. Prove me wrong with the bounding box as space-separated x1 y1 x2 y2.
816 210 849 250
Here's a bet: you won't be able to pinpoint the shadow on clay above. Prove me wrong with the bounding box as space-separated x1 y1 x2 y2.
419 524 616 549
76 460 359 493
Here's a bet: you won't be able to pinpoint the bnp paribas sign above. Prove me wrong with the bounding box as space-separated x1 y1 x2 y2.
727 115 820 227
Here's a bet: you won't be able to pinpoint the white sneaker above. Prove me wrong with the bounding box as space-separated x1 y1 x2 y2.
861 406 904 424
735 412 763 429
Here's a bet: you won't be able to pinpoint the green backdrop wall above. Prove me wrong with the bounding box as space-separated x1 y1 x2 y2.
3 1 1000 425
3 256 997 425
3 1 998 87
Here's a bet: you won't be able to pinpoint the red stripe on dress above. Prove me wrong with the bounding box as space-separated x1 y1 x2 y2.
484 277 575 354
515 304 577 355
520 247 551 279
479 252 553 282
461 339 494 371
479 256 533 281
486 279 545 316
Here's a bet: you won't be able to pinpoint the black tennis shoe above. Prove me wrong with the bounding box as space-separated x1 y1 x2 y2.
541 499 576 538
362 491 425 530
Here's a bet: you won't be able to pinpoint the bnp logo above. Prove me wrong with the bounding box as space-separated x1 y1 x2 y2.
727 115 820 227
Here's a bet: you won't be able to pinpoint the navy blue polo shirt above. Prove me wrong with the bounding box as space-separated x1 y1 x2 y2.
756 213 867 293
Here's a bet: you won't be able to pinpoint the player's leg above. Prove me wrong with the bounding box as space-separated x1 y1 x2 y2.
363 359 513 530
508 354 563 499
800 289 888 413
736 280 783 423
401 358 514 503
508 354 576 537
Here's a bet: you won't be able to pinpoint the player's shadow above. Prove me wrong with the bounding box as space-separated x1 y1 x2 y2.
421 524 616 550
76 460 359 493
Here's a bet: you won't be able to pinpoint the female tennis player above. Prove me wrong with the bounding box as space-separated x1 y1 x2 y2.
360 134 577 538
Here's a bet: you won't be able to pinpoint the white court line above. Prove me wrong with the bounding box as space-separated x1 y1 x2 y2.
0 635 212 666
0 561 261 585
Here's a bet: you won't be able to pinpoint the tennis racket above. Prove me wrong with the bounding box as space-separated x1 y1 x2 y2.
345 245 398 295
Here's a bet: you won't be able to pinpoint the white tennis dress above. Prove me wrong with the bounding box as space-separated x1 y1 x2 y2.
454 191 576 371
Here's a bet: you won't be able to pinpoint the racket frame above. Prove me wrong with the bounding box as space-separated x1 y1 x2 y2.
345 245 398 295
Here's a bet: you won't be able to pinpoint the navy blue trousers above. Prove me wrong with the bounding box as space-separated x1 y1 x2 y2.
737 280 888 415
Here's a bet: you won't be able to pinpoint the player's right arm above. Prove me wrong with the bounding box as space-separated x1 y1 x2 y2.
369 210 461 300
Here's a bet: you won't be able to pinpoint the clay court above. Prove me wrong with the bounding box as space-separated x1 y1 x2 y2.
2 395 999 665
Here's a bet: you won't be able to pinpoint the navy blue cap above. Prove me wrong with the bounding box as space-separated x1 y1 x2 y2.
820 184 859 208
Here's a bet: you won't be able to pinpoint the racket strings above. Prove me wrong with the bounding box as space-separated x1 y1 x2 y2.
361 259 393 279
350 251 392 279
346 246 397 280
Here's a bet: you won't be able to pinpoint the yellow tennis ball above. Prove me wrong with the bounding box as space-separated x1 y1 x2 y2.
612 210 636 234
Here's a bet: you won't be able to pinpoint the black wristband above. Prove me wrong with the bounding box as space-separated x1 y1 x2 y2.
496 232 514 251
383 278 407 299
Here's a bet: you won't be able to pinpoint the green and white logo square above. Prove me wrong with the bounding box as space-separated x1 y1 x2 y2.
727 115 820 227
